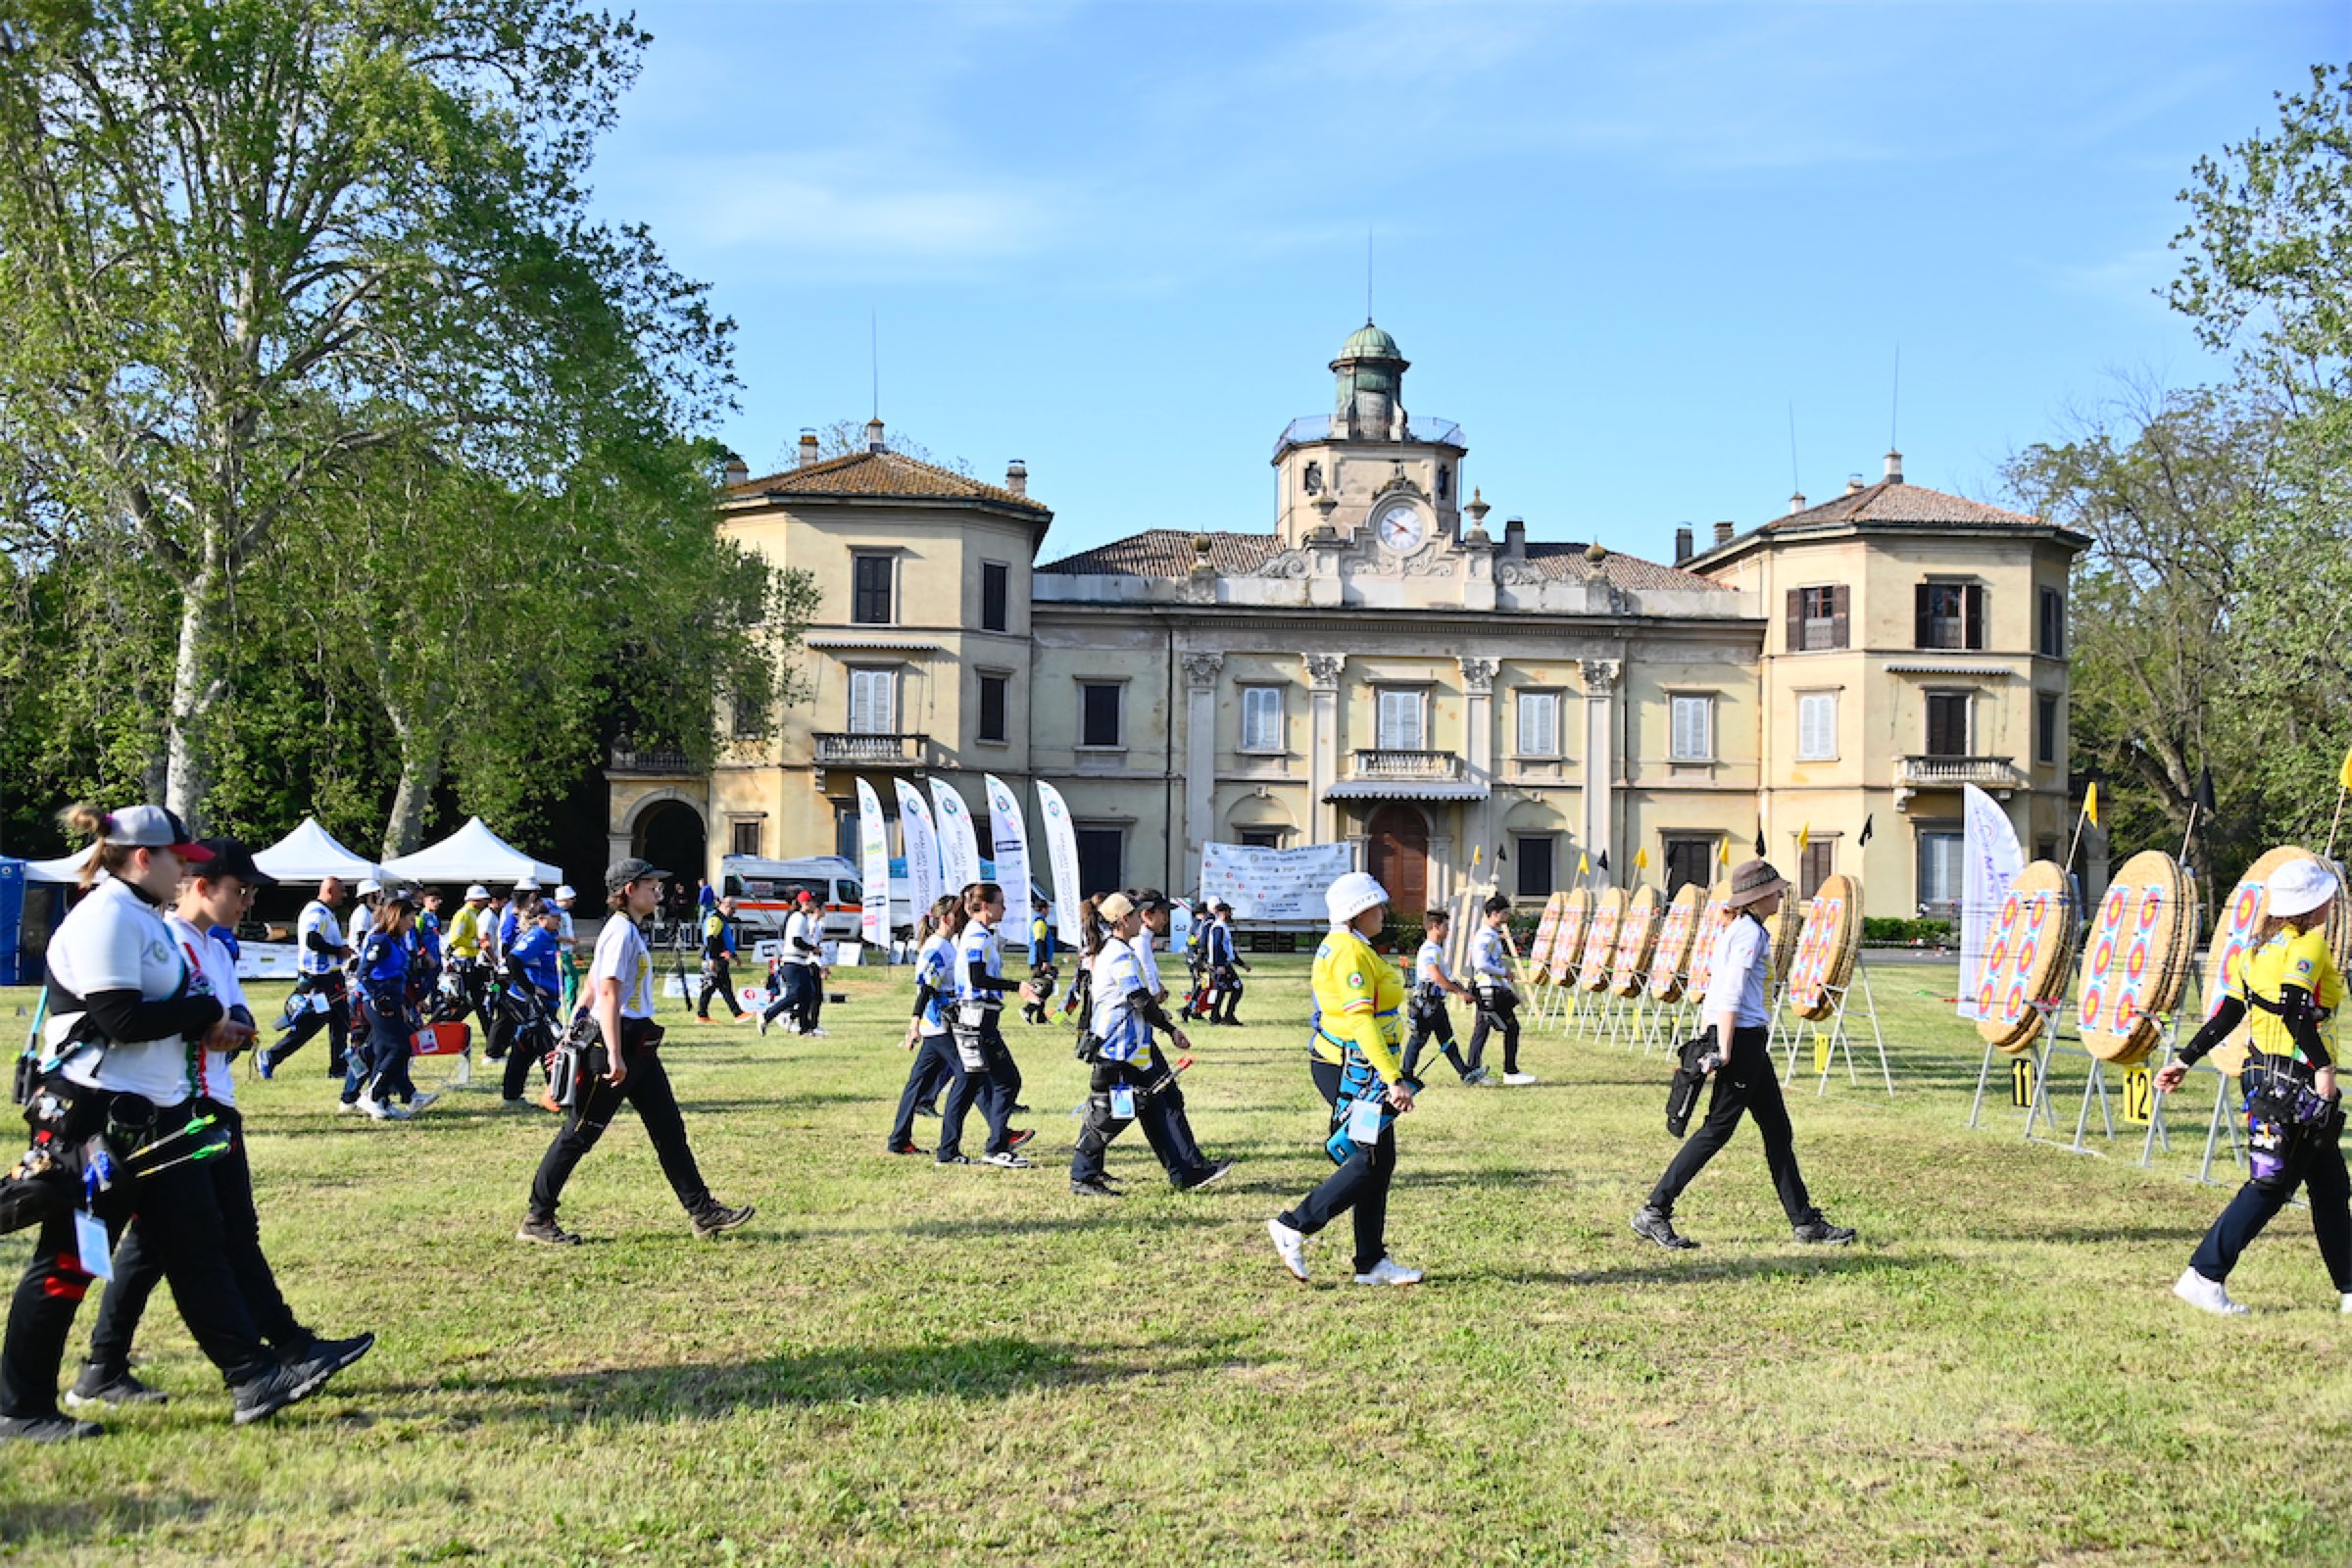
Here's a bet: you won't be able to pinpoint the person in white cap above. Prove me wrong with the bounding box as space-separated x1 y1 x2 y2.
1266 870 1424 1287
552 885 580 1015
2159 857 2348 1316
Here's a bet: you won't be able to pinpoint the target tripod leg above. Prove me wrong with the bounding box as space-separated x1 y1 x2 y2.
2023 1038 2061 1143
1968 1039 1997 1128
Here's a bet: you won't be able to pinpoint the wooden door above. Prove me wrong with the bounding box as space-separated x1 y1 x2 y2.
1365 805 1429 914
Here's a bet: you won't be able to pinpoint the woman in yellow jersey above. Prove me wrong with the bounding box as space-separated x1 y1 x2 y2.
2157 859 2349 1316
1267 872 1423 1287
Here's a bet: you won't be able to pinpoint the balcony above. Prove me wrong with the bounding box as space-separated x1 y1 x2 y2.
608 746 695 776
1328 749 1488 803
812 731 929 769
1895 754 2021 808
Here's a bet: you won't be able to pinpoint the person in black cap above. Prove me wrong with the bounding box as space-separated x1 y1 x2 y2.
66 839 372 1411
517 858 754 1245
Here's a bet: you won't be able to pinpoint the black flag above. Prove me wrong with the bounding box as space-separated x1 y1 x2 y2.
1494 842 1508 863
1596 850 1610 872
2194 767 2217 815
1753 828 1766 858
1858 812 1875 848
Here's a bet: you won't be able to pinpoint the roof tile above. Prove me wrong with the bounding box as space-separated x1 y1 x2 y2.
1037 528 1725 592
727 450 1049 514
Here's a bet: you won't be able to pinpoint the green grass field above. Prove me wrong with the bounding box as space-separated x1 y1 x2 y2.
0 956 2346 1566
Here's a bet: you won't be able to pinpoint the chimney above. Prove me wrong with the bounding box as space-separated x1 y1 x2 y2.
1788 491 1807 515
1005 459 1027 498
864 418 887 455
720 451 748 488
1845 472 1865 495
1674 524 1693 563
1713 519 1736 546
797 428 819 466
1884 448 1904 484
1503 517 1527 561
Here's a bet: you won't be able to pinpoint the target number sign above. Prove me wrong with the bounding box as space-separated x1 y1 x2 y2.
2121 1064 2154 1125
2010 1056 2035 1108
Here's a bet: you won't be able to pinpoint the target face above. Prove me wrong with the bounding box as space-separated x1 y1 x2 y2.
1788 895 1845 1009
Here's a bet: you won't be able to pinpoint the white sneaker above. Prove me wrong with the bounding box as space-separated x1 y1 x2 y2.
1267 1217 1309 1282
335 1099 364 1115
2173 1268 2247 1316
1353 1256 1425 1288
2340 1293 2351 1315
1503 1072 1539 1087
983 1151 1031 1169
408 1092 440 1114
449 1054 473 1088
806 1027 829 1039
356 1093 381 1119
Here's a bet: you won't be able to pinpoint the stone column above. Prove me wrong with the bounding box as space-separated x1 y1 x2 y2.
1580 659 1621 877
1306 653 1346 845
1181 650 1223 879
1459 656 1496 886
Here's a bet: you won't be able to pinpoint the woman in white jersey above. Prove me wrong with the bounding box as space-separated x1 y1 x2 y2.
517 858 754 1246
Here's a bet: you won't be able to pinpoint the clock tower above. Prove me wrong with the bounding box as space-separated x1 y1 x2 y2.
1273 320 1469 547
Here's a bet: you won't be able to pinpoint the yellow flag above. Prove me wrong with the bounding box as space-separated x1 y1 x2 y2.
1635 847 1649 871
2339 744 2352 792
1577 852 1591 876
2085 781 2099 827
1797 823 1810 854
1717 838 1731 866
1472 844 1483 868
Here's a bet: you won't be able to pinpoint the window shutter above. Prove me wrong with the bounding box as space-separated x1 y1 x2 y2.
1914 583 1932 648
1786 588 1803 653
1965 584 1986 650
1831 585 1850 649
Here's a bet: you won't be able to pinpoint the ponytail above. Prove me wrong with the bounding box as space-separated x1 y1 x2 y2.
59 803 134 890
1078 896 1106 958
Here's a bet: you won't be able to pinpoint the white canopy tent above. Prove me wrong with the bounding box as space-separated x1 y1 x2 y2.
381 816 563 887
17 852 87 885
252 816 382 883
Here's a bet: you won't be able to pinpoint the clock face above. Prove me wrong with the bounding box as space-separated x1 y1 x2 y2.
1375 504 1426 554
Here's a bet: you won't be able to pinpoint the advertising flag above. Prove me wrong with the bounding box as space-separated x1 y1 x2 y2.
893 779 942 930
1034 779 1085 948
854 778 891 948
1958 783 2026 1021
929 777 982 894
982 773 1033 940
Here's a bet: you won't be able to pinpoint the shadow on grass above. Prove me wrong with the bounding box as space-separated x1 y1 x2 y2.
0 1493 220 1545
1514 1250 1951 1289
443 1332 1256 1424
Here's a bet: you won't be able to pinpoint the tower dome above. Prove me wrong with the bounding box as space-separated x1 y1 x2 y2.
1340 320 1401 361
1331 318 1408 440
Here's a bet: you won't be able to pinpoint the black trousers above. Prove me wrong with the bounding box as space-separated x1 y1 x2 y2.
1466 987 1520 1074
85 1103 310 1375
2190 1127 2352 1291
1211 965 1244 1023
2 1101 274 1418
1403 1000 1467 1080
697 958 745 1019
1280 1055 1396 1277
1646 1025 1819 1226
891 1033 958 1148
267 972 350 1074
1071 1053 1210 1186
527 1045 711 1221
937 1019 1017 1160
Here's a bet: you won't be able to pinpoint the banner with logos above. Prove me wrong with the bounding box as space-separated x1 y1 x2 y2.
1199 841 1354 922
983 773 1033 942
1033 779 1085 948
929 777 982 896
1958 782 2025 1021
855 778 891 947
894 778 942 930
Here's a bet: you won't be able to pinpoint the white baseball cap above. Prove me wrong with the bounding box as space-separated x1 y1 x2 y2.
514 875 540 892
1326 870 1390 927
555 884 576 904
2265 858 2339 919
465 883 490 902
356 877 381 896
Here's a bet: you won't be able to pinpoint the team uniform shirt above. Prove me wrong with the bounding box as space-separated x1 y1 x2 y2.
1134 929 1162 998
1701 912 1772 1029
446 903 485 961
911 933 956 1035
589 914 657 1020
956 921 1005 1010
1030 915 1054 968
414 910 443 967
2226 926 2345 1066
498 906 526 955
482 906 511 967
1469 926 1512 987
1207 922 1238 968
296 899 345 976
346 902 375 959
555 906 576 956
1089 936 1155 1063
44 877 202 1107
166 912 245 1107
358 927 413 1013
702 910 734 962
1413 936 1453 997
1308 925 1407 1084
509 925 563 998
780 910 820 967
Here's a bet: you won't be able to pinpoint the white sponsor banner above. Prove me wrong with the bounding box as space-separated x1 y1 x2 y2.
1199 842 1354 922
855 778 891 948
1033 779 1085 949
983 773 1033 942
233 942 302 982
894 778 942 930
1958 782 2025 1021
929 778 981 895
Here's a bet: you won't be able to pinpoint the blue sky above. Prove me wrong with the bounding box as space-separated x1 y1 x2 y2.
594 1 2343 565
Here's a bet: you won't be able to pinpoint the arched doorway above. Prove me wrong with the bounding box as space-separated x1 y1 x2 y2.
1365 804 1429 915
634 799 707 900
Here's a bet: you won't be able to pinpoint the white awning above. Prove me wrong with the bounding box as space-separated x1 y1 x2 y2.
252 817 382 882
16 853 88 885
381 816 563 886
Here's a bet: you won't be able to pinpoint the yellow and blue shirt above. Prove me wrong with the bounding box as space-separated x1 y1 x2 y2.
1309 926 1406 1084
2224 926 2343 1065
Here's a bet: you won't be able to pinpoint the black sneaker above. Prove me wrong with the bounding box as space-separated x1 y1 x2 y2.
230 1345 343 1427
913 1102 941 1119
1792 1216 1857 1246
690 1200 755 1240
1009 1102 1032 1115
885 1139 922 1155
0 1413 103 1443
936 1153 970 1165
1070 1176 1121 1199
302 1332 376 1376
1631 1206 1699 1250
64 1364 168 1410
515 1215 583 1246
1179 1157 1237 1193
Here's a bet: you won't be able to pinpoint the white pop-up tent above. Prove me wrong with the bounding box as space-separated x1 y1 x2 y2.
18 852 88 885
381 816 563 887
252 816 382 883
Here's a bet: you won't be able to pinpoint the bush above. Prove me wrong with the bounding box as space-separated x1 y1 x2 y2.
1863 917 1955 946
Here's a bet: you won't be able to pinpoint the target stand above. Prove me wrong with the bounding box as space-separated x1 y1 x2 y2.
1967 994 2068 1130
1778 953 1894 1097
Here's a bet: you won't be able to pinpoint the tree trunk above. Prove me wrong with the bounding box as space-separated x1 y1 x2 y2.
164 560 220 827
379 686 447 858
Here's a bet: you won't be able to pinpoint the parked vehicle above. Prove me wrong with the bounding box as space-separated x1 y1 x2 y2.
719 856 863 944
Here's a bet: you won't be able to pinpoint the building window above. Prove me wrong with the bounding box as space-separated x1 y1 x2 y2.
1075 826 1124 895
1796 693 1838 760
1914 582 1985 650
1437 464 1451 502
1799 836 1837 900
1376 688 1425 751
978 672 1008 744
1241 686 1284 753
2036 838 2058 863
1918 829 1964 912
981 563 1010 633
730 819 763 858
731 691 762 739
1239 828 1283 850
1788 585 1848 651
848 667 896 734
1514 836 1555 899
1516 690 1560 757
1925 692 1970 758
2038 587 2066 658
2035 694 2058 765
852 554 894 625
834 803 858 859
1663 836 1717 896
1670 695 1715 762
1079 682 1123 748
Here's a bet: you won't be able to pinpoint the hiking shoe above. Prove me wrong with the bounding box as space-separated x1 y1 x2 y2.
1792 1216 1857 1246
690 1200 755 1240
1632 1206 1698 1250
1502 1071 1539 1087
885 1140 922 1155
983 1152 1032 1169
230 1345 344 1426
515 1215 583 1247
1352 1256 1425 1288
1267 1217 1309 1282
2174 1268 2248 1317
1006 1128 1037 1150
0 1413 103 1443
1070 1176 1120 1200
1179 1158 1236 1193
64 1365 167 1410
1460 1066 1492 1087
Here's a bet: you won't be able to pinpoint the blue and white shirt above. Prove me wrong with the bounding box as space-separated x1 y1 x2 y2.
297 900 344 977
956 920 1004 1006
1702 912 1771 1029
1206 922 1237 967
1470 925 1511 983
913 933 955 1035
1089 936 1153 1063
1414 936 1452 996
509 924 561 997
